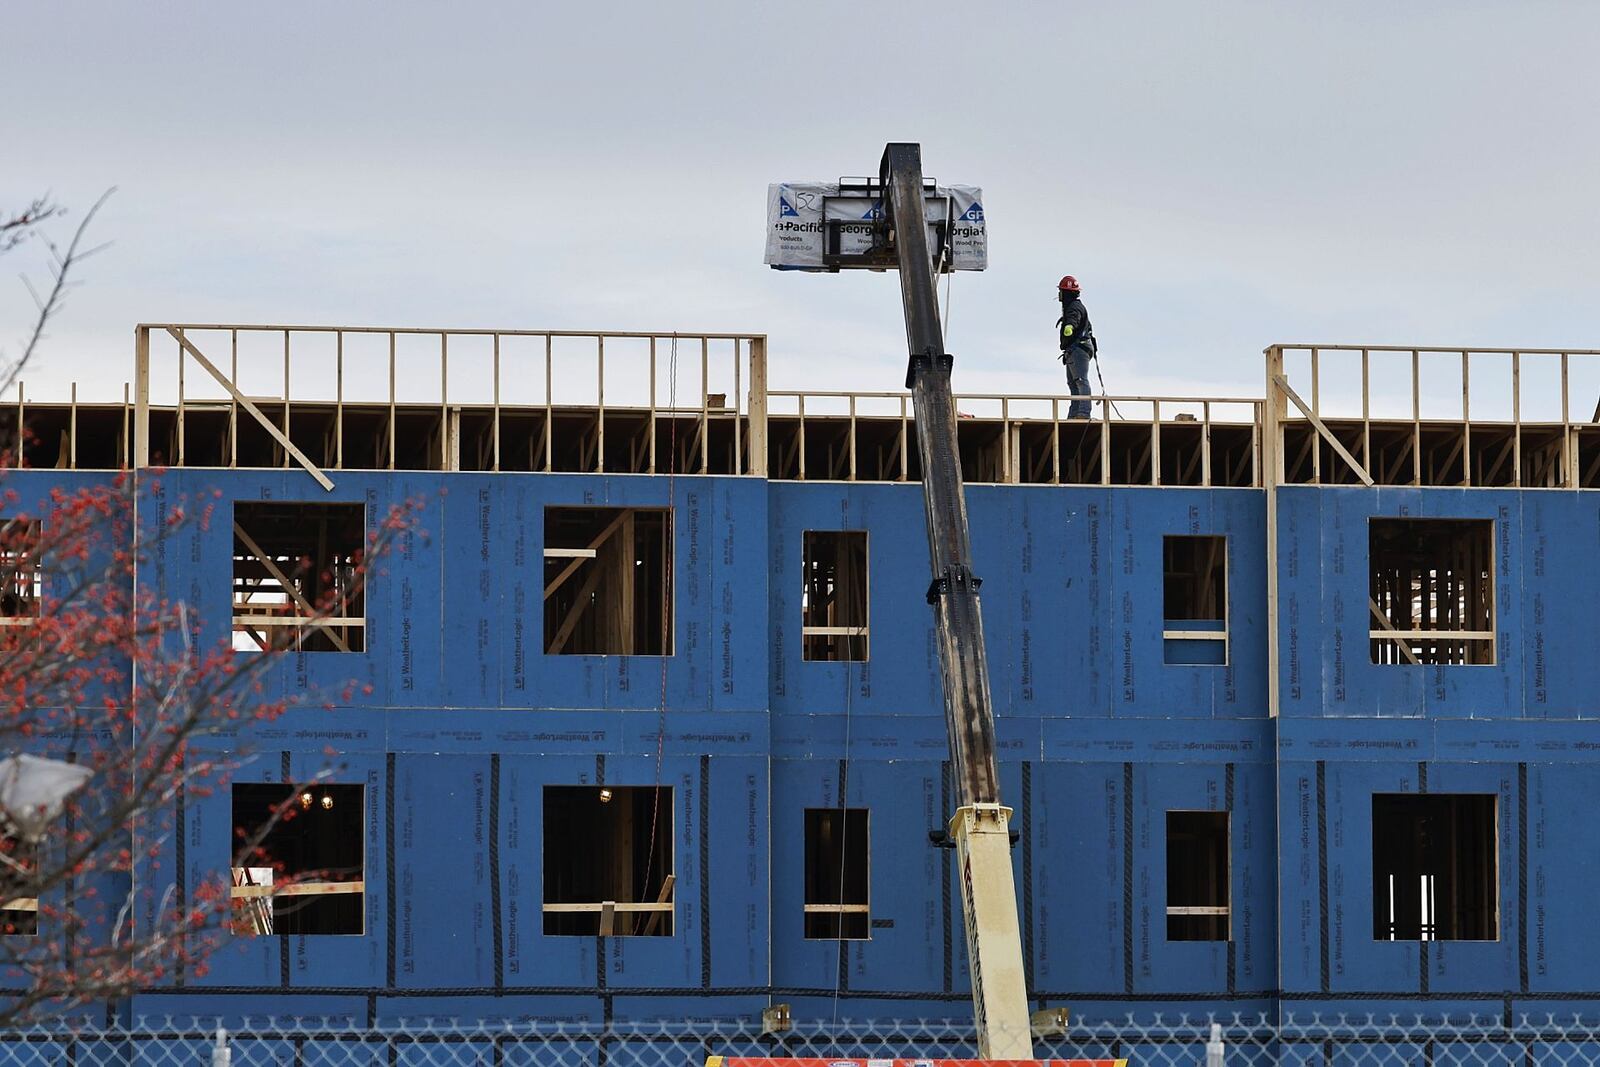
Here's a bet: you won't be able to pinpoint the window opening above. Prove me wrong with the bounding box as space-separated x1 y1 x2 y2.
1368 518 1494 665
1372 793 1497 941
0 518 41 631
0 833 39 936
801 530 869 662
542 786 674 936
544 508 672 655
1167 810 1229 940
1163 534 1227 665
233 502 366 652
230 783 365 935
804 808 869 939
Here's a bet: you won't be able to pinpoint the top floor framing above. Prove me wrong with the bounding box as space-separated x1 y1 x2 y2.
5 324 1599 492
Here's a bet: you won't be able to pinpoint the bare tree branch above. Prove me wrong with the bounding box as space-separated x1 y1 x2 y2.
0 200 60 256
3 189 115 396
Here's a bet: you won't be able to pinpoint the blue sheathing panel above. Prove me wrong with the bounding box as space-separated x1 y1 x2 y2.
382 995 601 1025
1273 486 1600 719
769 484 1268 721
1028 725 1275 1007
500 1034 599 1067
176 750 377 991
392 753 495 989
1528 763 1600 993
104 462 1600 1024
1035 487 1264 719
1330 1042 1426 1067
970 486 1269 719
149 469 770 716
1423 762 1518 996
0 1039 70 1067
1033 761 1128 997
125 992 368 1026
705 759 769 990
1142 763 1232 994
524 475 768 714
767 483 939 717
1517 493 1600 716
770 759 946 996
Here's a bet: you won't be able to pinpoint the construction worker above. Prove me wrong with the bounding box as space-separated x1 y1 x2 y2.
1057 275 1095 418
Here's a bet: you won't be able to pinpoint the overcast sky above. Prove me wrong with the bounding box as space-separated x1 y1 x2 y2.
4 2 1597 412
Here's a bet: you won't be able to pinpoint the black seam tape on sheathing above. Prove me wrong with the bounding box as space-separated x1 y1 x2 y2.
1122 761 1134 996
386 752 397 988
490 753 503 992
699 754 711 989
1317 760 1329 994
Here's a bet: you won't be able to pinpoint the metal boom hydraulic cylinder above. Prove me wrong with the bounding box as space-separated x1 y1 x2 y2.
881 142 1034 1059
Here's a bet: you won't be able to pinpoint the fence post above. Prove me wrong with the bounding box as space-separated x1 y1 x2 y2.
212 1026 231 1067
1206 1022 1224 1067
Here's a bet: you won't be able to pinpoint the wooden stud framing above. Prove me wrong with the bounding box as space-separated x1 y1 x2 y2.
748 336 768 478
699 337 709 475
544 334 554 474
165 329 334 491
108 328 1600 495
1512 351 1522 488
1271 373 1375 486
1411 349 1421 486
1310 347 1320 485
1263 346 1285 718
133 327 150 468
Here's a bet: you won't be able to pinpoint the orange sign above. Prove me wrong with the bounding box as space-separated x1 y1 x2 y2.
707 1058 1127 1067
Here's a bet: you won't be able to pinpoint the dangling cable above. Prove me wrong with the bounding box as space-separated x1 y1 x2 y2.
639 334 678 932
1090 351 1125 421
831 532 856 1028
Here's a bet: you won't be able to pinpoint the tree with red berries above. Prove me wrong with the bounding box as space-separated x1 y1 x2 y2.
0 195 411 1023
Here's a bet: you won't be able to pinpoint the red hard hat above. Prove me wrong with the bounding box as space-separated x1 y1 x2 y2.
1058 275 1081 293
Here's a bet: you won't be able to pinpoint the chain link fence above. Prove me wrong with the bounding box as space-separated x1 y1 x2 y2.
0 1016 1597 1067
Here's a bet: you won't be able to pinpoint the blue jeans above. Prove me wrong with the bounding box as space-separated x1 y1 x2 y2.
1063 343 1092 418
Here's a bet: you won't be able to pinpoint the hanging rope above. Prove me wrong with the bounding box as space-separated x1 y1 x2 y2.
637 334 678 932
831 532 856 1026
1091 351 1125 421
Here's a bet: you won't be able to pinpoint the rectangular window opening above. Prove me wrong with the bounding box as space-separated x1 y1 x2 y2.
0 519 41 652
1163 534 1227 665
230 783 365 936
802 530 868 662
543 785 674 936
0 834 39 936
804 808 870 939
1368 518 1494 665
233 502 367 653
1167 810 1229 941
1372 793 1497 941
543 507 672 656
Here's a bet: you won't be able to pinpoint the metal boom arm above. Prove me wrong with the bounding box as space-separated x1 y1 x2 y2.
881 142 1034 1058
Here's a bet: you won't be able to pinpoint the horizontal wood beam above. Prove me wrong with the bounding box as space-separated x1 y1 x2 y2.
233 615 365 628
1366 629 1494 640
544 510 631 602
1368 597 1423 665
230 880 365 900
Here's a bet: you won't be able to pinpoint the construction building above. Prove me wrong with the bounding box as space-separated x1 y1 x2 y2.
9 324 1600 1027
